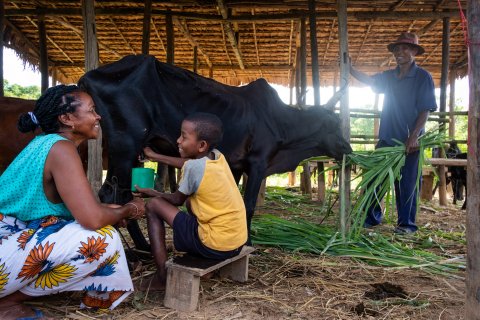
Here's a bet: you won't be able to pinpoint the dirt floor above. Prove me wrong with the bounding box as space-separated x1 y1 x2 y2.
32 188 466 320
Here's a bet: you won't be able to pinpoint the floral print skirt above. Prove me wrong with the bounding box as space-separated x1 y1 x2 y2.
0 214 133 310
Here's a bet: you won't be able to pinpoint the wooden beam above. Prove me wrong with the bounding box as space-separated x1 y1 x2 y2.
337 0 351 239
448 69 456 138
322 19 336 65
308 0 320 107
37 15 48 93
49 16 121 59
193 45 197 73
466 0 480 317
288 20 295 66
82 0 102 196
173 17 212 68
5 8 462 21
166 10 174 64
141 0 152 54
300 16 306 107
217 0 244 69
251 9 260 67
426 158 466 166
151 17 166 55
437 17 450 206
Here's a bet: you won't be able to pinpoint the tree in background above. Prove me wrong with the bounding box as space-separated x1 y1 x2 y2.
3 79 41 99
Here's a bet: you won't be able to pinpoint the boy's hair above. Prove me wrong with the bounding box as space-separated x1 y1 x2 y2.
184 112 223 151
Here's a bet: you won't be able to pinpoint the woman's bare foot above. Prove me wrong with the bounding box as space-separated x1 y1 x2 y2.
0 304 45 320
137 271 166 292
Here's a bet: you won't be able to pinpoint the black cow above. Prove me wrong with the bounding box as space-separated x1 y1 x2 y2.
79 54 352 248
446 143 467 209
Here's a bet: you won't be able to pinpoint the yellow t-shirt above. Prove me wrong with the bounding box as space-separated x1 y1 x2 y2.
178 150 247 251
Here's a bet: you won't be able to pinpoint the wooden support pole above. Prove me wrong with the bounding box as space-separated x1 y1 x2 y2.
193 45 198 73
308 0 320 107
141 0 152 55
373 93 379 137
437 17 450 206
38 14 48 93
166 10 174 64
466 0 480 317
82 0 102 195
300 17 307 107
0 0 4 97
448 70 456 138
337 0 351 238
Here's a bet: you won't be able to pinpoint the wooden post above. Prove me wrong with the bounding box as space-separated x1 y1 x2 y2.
373 93 379 138
141 0 152 55
166 10 174 64
317 162 325 203
308 0 320 107
193 46 198 73
51 67 57 87
82 0 102 195
437 17 450 206
38 14 48 93
299 17 307 107
295 49 301 106
448 70 456 139
0 0 4 97
466 1 480 317
337 0 351 238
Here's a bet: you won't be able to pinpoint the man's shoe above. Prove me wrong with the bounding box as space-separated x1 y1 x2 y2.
393 227 416 235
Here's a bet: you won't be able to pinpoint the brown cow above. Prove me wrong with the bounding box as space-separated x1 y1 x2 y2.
0 97 37 173
0 96 105 174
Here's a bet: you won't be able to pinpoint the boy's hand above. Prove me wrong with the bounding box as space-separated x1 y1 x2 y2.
142 147 158 162
133 185 160 198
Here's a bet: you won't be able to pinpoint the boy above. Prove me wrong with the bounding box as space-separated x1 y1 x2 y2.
135 112 248 290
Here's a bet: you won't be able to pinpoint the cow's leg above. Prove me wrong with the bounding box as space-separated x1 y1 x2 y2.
243 166 266 244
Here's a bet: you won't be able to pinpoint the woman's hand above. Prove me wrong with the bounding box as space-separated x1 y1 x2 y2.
125 197 146 219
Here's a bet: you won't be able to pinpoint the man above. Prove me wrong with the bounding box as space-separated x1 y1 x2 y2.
350 32 437 234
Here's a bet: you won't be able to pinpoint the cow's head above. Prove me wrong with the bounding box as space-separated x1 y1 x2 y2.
312 109 352 160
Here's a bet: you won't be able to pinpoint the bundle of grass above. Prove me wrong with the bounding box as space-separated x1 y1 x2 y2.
323 129 445 239
251 214 464 277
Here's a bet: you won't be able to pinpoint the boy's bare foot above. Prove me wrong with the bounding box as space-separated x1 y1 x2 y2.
137 271 166 292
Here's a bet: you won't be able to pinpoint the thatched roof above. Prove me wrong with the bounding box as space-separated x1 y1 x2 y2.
3 0 468 87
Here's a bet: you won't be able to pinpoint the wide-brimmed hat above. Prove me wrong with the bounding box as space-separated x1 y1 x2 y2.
387 32 425 55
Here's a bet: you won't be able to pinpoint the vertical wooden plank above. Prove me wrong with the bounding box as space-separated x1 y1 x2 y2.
308 0 320 107
373 93 379 137
51 67 57 87
0 0 4 97
193 45 198 73
300 17 307 107
38 14 48 93
466 0 480 318
166 10 174 64
317 161 325 203
437 17 450 205
448 70 456 138
82 0 102 195
337 0 351 238
141 0 152 55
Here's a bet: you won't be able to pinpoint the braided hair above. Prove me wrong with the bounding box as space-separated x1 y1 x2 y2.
17 84 83 133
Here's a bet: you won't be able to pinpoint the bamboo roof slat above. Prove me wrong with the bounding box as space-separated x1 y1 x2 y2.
2 0 469 86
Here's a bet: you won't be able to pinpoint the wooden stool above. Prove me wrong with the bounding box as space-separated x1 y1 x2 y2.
164 246 255 311
421 167 435 201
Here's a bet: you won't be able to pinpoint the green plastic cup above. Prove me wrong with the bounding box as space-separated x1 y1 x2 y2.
131 167 155 191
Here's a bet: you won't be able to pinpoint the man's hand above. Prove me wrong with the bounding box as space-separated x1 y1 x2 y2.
405 135 419 154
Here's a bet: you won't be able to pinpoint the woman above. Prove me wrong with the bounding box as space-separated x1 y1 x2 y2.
0 85 145 319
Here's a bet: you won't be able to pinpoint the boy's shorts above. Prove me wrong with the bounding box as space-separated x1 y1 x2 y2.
172 211 244 260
